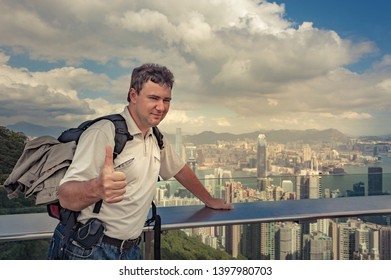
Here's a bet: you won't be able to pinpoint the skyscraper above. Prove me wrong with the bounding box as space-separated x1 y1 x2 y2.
281 180 294 193
275 222 301 260
297 169 321 200
242 222 275 260
368 167 383 196
184 143 197 172
346 181 365 197
224 182 240 258
303 232 332 260
175 127 183 160
302 144 312 169
257 133 267 178
379 226 391 260
260 223 275 260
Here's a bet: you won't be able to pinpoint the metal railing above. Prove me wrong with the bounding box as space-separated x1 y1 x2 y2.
1 195 390 240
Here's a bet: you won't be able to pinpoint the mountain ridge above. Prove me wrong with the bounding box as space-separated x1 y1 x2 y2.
7 121 355 144
7 122 68 138
182 128 351 145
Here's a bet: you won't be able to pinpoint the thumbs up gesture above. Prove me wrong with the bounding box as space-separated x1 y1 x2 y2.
98 145 127 203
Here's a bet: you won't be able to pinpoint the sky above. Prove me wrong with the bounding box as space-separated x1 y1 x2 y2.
1 0 391 137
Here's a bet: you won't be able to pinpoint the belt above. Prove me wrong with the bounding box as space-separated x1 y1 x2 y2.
102 235 141 250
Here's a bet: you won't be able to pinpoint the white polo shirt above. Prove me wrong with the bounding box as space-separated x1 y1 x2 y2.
60 107 185 240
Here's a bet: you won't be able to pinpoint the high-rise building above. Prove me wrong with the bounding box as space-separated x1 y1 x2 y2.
296 170 322 239
225 181 235 204
281 180 294 193
260 223 275 260
241 222 275 260
275 222 301 260
225 225 241 258
303 232 332 260
329 220 339 260
240 224 253 258
257 134 267 179
379 226 391 260
257 177 273 192
355 224 370 254
204 174 216 195
368 225 380 259
368 167 383 196
184 143 197 172
297 169 322 200
155 186 167 203
223 182 241 258
175 128 183 160
302 144 312 169
346 181 365 197
338 223 354 260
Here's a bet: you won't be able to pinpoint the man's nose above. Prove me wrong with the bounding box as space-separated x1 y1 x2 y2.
156 99 165 111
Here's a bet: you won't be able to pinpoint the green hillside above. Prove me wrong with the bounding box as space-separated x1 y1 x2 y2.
0 126 27 183
161 230 241 260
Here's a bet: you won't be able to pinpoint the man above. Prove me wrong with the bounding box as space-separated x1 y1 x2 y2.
47 63 232 260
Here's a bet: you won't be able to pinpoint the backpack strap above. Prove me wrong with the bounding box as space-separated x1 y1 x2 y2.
145 201 162 260
75 114 164 154
152 201 161 260
103 114 134 158
58 114 133 157
152 126 164 150
76 114 133 159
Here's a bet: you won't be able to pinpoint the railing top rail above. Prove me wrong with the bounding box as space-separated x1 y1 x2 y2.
1 195 390 241
150 195 391 230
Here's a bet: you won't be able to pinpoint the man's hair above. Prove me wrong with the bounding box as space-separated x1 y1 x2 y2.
127 63 175 101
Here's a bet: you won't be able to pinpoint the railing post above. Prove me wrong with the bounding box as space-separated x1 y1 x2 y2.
143 231 153 260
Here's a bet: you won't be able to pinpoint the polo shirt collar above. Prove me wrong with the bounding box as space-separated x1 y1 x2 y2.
121 106 153 137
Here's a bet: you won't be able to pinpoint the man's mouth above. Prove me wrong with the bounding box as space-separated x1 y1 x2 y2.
151 113 163 119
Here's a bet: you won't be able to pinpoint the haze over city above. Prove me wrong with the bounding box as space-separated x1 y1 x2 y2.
1 0 390 136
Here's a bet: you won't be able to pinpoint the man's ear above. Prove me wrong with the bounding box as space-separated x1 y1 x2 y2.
128 88 138 103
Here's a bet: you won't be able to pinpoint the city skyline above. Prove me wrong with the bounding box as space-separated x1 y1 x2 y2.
2 112 391 260
1 0 391 136
157 129 390 260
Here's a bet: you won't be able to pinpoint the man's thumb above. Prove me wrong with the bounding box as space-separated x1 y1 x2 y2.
104 145 114 170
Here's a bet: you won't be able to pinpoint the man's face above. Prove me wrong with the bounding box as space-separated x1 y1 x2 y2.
129 80 172 132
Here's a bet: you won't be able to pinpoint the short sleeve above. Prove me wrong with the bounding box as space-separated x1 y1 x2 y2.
159 136 186 180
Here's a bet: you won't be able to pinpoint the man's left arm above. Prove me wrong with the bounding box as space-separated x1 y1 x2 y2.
174 164 233 210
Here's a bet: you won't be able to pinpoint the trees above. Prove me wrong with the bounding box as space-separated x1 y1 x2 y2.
0 126 26 184
161 230 236 260
0 240 50 260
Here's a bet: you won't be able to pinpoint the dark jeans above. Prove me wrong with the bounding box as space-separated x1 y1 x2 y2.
47 222 142 260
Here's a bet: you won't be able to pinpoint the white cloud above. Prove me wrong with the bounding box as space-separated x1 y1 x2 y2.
0 52 10 64
267 99 278 106
0 56 119 126
377 79 391 91
161 110 205 126
214 117 232 127
320 112 373 120
0 0 389 135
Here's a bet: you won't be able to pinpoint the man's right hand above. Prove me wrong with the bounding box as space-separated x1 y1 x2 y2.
98 145 127 203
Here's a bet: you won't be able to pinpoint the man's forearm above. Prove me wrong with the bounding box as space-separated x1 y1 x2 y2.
58 146 127 211
174 164 215 205
174 164 233 210
58 179 101 211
